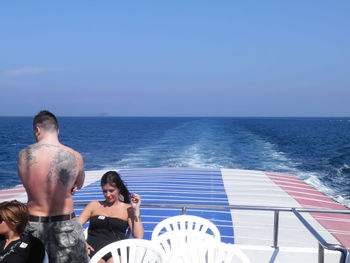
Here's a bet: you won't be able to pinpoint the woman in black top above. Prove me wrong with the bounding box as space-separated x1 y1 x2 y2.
79 171 144 262
0 200 45 263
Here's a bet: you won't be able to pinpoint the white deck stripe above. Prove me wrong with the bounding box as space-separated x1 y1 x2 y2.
221 168 340 249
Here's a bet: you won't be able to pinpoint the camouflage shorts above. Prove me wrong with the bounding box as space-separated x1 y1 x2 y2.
25 217 89 263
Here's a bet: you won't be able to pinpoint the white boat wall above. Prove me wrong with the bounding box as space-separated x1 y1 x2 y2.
1 168 350 263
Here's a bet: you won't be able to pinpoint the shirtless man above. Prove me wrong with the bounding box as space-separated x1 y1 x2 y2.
17 110 89 263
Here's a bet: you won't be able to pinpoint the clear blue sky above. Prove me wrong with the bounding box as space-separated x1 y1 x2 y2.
1 1 349 117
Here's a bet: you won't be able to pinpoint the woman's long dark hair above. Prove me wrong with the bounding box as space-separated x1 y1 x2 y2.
101 171 131 203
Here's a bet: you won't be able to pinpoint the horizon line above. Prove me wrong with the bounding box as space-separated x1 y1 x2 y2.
1 115 350 118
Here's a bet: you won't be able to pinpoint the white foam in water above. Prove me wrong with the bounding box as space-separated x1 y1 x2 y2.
232 132 350 207
101 120 350 208
259 140 350 207
176 144 223 169
336 164 350 176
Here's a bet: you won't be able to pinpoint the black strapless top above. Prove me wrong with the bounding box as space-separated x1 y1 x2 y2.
87 216 128 258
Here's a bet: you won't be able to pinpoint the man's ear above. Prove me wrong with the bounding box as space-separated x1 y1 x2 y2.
34 126 40 139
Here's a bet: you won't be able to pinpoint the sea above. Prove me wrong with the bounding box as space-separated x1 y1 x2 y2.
1 117 350 207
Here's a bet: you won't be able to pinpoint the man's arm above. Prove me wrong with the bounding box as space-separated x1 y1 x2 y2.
71 152 85 194
17 148 29 183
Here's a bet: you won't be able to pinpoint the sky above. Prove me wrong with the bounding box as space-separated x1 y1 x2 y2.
1 1 349 117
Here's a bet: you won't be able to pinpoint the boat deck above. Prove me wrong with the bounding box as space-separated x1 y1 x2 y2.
1 168 350 262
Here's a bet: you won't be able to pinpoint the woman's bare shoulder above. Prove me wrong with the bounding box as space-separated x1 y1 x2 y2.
86 200 103 208
122 202 132 208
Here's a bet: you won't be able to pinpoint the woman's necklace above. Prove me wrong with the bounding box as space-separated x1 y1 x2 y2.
0 240 21 262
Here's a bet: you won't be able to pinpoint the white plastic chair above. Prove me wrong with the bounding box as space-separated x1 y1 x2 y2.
89 239 166 263
167 239 251 263
153 231 216 256
151 215 221 241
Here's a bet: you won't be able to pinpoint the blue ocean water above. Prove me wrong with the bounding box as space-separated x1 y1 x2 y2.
1 117 350 207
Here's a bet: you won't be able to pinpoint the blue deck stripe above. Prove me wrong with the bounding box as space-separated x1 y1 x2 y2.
73 168 234 243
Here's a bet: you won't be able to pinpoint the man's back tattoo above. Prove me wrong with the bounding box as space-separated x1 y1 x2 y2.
18 144 59 168
47 150 77 186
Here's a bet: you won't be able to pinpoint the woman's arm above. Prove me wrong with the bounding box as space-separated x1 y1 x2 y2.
78 201 96 255
78 201 95 226
127 193 144 239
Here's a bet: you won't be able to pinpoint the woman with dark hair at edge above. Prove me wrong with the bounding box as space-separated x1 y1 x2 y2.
0 200 45 263
79 171 144 263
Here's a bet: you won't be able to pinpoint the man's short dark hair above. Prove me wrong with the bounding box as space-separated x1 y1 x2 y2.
33 110 59 132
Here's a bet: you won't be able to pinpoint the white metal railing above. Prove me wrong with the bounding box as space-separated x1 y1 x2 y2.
75 202 350 263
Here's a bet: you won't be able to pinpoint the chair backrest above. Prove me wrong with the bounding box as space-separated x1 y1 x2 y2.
167 239 251 263
90 239 166 263
151 215 221 241
154 231 217 256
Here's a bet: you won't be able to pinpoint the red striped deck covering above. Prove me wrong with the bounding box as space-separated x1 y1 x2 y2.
266 172 350 249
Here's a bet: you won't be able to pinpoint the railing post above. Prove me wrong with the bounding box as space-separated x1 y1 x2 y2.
273 210 279 248
318 243 324 263
182 206 187 215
